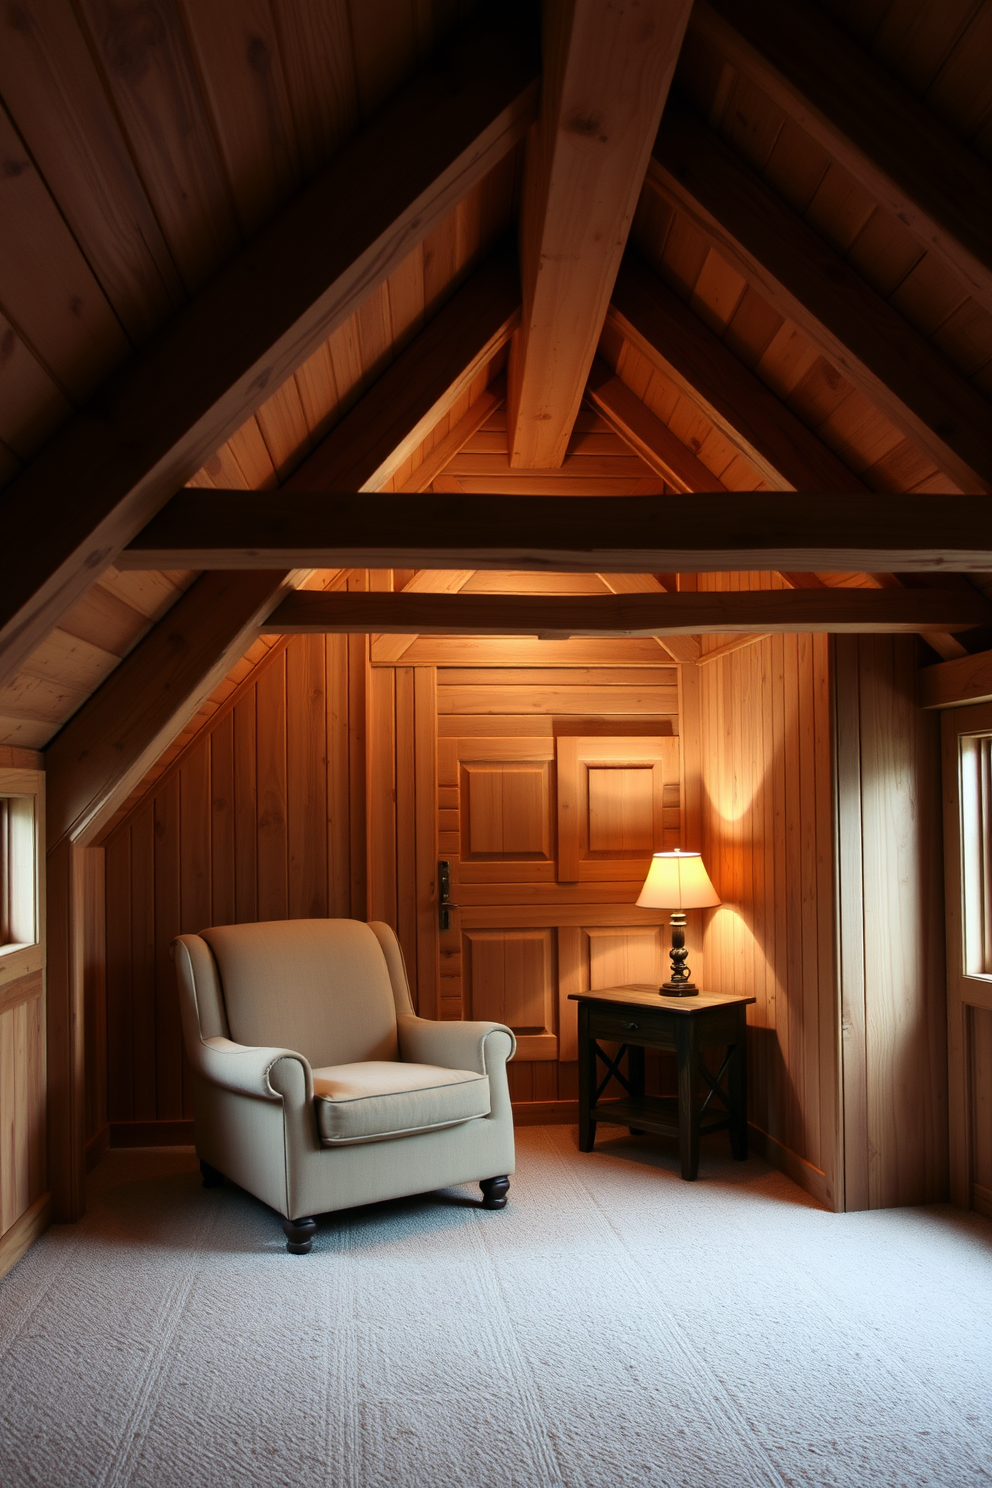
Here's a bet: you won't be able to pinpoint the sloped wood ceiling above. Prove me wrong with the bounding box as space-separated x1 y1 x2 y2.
0 0 990 759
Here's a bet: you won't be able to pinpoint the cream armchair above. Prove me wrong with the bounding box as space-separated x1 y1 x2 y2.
173 918 516 1253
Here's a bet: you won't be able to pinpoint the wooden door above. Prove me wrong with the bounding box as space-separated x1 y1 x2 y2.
437 712 681 1101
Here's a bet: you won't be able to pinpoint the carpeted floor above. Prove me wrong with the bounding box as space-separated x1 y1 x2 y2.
1 1127 990 1488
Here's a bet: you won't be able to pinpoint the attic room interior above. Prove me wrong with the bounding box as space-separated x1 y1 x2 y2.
1 0 991 1483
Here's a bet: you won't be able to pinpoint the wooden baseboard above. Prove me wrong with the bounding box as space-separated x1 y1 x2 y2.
110 1119 195 1147
0 1192 52 1282
511 1100 580 1125
85 1124 111 1172
972 1183 992 1222
748 1123 834 1210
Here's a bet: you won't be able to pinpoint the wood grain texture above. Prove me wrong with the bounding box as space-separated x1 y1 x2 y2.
690 0 992 313
126 491 992 572
921 648 992 709
586 357 728 495
506 0 693 467
697 629 841 1207
648 106 992 492
834 635 949 1208
0 4 540 688
609 254 869 493
264 588 992 636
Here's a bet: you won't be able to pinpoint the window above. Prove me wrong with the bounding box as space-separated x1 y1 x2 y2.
960 731 992 978
0 793 38 956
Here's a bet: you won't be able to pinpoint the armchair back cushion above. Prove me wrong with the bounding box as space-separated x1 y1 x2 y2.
200 919 398 1067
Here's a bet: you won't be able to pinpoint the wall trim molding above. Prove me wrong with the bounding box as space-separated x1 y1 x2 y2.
748 1123 834 1210
85 1124 111 1172
110 1120 195 1148
0 1192 52 1283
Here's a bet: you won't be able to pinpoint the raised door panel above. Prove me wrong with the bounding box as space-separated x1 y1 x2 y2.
557 924 666 1061
463 927 557 1060
444 739 556 885
557 736 680 881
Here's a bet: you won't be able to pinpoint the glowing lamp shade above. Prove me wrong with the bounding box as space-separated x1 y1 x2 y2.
637 850 719 995
636 850 721 911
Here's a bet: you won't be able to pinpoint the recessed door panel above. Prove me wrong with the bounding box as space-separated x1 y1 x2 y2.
463 927 557 1060
462 761 550 857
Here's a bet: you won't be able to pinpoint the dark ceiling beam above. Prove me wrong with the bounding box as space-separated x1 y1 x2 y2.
121 492 992 574
0 2 540 690
689 0 992 314
605 256 970 660
647 104 992 494
608 254 866 493
506 0 693 469
264 588 992 637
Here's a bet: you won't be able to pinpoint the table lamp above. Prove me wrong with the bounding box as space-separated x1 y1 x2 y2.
636 849 720 996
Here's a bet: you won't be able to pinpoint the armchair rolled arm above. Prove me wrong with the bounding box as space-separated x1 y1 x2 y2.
196 1036 314 1104
397 1015 515 1077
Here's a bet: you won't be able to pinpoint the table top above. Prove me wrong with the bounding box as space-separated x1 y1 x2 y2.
568 984 756 1014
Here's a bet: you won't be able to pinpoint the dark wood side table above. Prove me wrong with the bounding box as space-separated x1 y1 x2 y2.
569 985 756 1180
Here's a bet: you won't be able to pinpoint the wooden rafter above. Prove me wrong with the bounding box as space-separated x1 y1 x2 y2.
689 0 992 314
647 105 992 493
123 492 992 574
597 572 701 665
920 649 992 710
586 357 728 494
264 588 992 637
0 3 540 690
506 0 693 469
608 255 865 493
395 376 507 494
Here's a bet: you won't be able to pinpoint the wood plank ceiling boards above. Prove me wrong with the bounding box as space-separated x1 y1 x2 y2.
646 103 992 493
44 248 521 853
264 590 992 637
0 2 540 689
122 493 992 574
688 0 992 314
506 0 693 468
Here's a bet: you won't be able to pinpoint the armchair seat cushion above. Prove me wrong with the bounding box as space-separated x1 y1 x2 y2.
312 1061 490 1145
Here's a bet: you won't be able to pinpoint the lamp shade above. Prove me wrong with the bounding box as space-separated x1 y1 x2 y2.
636 850 721 910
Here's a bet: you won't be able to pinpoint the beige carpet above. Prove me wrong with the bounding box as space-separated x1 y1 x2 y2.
1 1126 990 1488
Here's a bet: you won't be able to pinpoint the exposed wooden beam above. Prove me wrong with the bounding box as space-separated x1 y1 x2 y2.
372 570 478 665
506 0 693 468
608 254 866 493
648 105 992 493
0 3 540 689
123 492 992 574
606 260 972 660
920 649 992 710
44 570 298 851
690 0 992 314
598 571 700 664
287 247 520 492
396 376 506 494
264 588 992 637
586 358 727 495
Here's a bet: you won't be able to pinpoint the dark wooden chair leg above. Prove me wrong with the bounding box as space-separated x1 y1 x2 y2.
479 1176 510 1209
283 1216 317 1254
200 1160 223 1188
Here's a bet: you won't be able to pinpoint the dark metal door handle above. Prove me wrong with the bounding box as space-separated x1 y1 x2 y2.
624 1021 639 1030
439 859 457 930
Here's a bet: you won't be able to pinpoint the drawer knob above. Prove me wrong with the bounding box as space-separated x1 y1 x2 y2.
624 1020 639 1030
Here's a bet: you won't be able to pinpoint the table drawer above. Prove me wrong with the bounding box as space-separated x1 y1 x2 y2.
588 1007 674 1046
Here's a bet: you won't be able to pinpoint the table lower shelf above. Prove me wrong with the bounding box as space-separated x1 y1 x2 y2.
589 1095 733 1139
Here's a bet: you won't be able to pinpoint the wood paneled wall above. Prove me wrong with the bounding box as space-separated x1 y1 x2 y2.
835 636 948 1210
691 631 949 1212
688 634 840 1207
0 749 49 1277
97 632 368 1145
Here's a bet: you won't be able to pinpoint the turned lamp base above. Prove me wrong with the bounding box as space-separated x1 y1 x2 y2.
659 912 699 997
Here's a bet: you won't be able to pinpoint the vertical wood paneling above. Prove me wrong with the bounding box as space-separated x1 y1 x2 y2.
101 628 368 1127
834 635 948 1209
698 629 839 1207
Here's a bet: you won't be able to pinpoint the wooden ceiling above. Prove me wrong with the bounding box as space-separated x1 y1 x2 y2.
1 0 990 774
